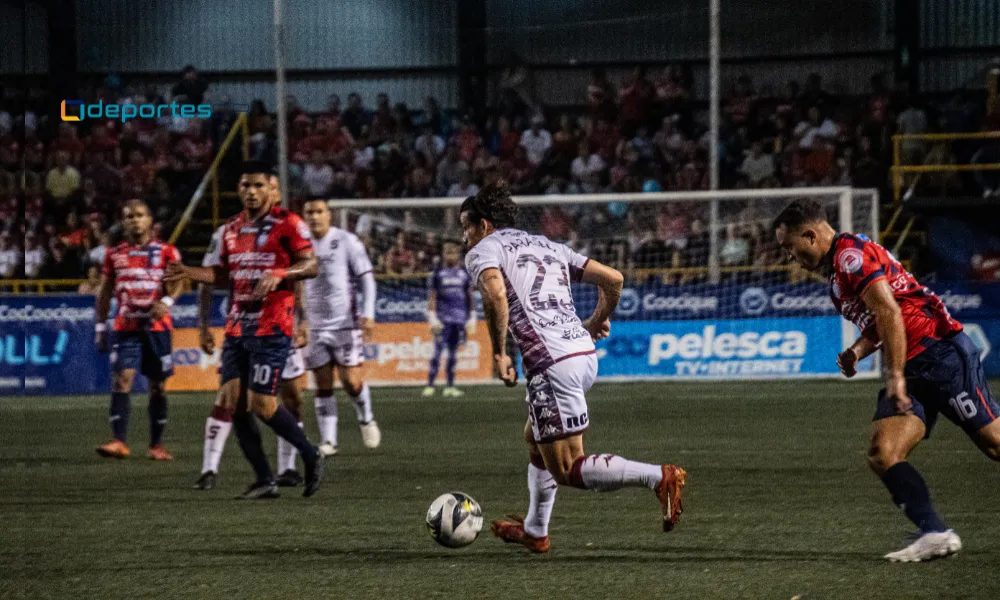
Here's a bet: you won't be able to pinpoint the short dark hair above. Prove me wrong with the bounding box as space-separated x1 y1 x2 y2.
239 160 277 178
460 184 518 230
772 199 828 232
123 198 149 214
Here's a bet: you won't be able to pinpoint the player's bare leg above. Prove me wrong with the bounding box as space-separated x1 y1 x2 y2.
869 415 962 562
194 380 238 490
313 363 339 456
244 389 323 498
97 368 137 459
276 376 306 487
971 416 1000 462
340 365 380 449
145 379 172 460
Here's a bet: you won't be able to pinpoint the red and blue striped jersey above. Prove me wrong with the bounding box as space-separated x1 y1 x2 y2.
102 240 181 332
827 233 961 360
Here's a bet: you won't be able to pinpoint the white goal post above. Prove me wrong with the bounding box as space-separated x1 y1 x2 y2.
327 187 880 384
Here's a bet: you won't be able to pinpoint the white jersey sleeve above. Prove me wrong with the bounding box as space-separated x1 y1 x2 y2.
347 234 374 276
202 226 225 268
465 236 505 284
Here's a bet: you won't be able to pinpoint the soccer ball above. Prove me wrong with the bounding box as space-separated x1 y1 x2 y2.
425 492 483 548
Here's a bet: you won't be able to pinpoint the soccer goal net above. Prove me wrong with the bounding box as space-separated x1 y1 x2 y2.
328 186 879 384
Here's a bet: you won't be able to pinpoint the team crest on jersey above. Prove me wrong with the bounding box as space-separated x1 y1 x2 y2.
837 248 864 274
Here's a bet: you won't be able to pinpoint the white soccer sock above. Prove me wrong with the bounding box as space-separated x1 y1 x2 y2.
315 395 338 447
276 422 303 473
202 416 232 474
524 463 558 538
576 454 662 491
351 383 374 424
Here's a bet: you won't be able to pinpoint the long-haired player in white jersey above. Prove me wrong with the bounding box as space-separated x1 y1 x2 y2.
461 185 687 552
193 226 312 490
300 198 380 456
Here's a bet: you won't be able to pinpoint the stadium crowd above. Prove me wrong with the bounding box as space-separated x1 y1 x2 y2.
2 64 996 281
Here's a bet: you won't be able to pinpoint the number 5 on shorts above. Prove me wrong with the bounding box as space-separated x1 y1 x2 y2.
949 391 978 421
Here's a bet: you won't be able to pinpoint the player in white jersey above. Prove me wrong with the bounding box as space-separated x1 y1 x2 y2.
301 199 381 455
460 185 687 552
193 225 312 491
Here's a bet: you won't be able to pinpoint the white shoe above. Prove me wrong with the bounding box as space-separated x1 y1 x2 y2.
318 441 339 457
444 386 464 397
421 386 436 397
360 420 381 449
884 530 962 563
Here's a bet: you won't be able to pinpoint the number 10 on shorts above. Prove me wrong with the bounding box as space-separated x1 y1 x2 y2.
253 364 273 386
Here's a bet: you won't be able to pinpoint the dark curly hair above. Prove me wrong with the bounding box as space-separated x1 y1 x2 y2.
460 184 518 230
771 198 829 232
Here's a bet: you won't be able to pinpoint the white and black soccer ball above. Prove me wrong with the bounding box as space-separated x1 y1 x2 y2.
425 492 483 548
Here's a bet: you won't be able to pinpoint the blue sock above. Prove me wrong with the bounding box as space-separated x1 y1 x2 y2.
264 405 317 464
110 392 130 442
445 346 458 387
232 411 273 483
148 392 168 447
428 343 443 386
881 462 947 533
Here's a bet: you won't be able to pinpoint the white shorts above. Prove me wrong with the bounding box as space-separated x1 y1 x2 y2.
282 348 306 380
305 329 365 369
526 352 597 443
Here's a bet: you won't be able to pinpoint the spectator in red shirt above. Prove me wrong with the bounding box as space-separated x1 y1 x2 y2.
587 68 617 123
589 118 620 164
385 231 415 274
85 123 121 165
122 149 156 195
541 206 573 241
59 211 88 250
619 66 655 136
725 75 756 127
453 117 482 164
491 116 521 160
49 123 86 167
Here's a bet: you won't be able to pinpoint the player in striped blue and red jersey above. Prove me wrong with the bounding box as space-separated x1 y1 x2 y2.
773 199 1000 563
165 160 324 499
95 199 183 461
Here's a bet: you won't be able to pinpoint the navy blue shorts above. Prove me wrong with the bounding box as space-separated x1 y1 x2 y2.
874 331 1000 437
220 335 291 396
111 330 174 381
436 323 466 350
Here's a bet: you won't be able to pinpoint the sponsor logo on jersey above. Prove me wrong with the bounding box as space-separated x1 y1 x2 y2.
837 248 864 274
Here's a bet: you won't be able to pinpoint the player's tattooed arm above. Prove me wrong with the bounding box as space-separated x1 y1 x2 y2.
197 281 215 354
164 263 223 285
94 273 114 352
478 268 516 387
253 249 318 299
861 279 911 412
580 259 624 341
293 280 309 348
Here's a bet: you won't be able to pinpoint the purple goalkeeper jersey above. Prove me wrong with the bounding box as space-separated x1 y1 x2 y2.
429 266 471 325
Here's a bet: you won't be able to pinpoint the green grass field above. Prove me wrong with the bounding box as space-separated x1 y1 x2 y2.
3 380 999 600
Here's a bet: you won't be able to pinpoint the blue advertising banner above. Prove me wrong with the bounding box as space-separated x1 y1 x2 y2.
593 317 847 379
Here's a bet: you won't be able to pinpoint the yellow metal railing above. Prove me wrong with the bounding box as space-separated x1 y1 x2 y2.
891 131 1000 202
168 113 250 246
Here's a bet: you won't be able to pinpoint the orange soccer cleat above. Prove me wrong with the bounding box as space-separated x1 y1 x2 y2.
657 464 687 532
96 440 131 459
490 515 550 553
146 445 174 461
